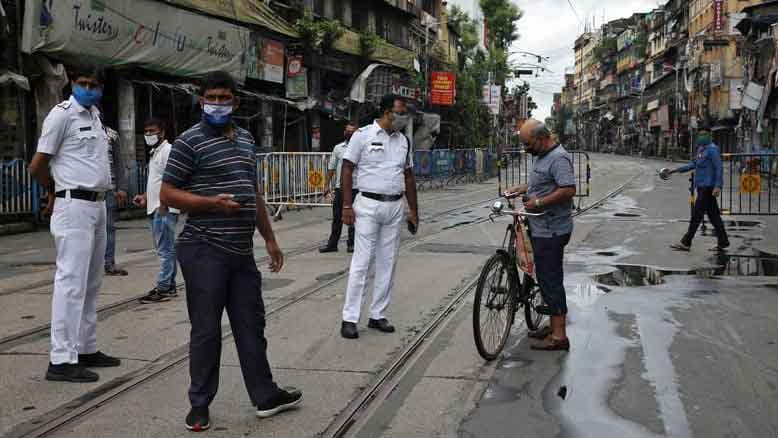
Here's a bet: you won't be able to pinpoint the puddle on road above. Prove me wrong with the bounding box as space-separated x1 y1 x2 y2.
594 254 778 287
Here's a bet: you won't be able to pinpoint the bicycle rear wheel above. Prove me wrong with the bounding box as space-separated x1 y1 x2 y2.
522 275 545 332
473 252 517 361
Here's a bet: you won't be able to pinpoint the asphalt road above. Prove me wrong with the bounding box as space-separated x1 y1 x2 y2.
1 153 776 438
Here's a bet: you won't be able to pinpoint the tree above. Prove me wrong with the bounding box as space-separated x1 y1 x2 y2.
479 0 522 51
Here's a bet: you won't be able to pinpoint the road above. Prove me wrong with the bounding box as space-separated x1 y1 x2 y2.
0 153 776 438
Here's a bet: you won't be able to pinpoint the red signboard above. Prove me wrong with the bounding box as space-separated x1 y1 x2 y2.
287 56 304 77
430 72 455 106
713 0 723 33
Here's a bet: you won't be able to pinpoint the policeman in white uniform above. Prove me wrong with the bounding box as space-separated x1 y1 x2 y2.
29 66 121 383
339 94 419 339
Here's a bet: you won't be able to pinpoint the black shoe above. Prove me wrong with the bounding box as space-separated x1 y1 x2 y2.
105 266 128 276
139 289 171 303
185 407 210 432
157 286 178 298
45 363 99 382
78 351 121 367
256 387 303 418
341 321 359 339
367 318 395 333
347 245 354 253
319 245 338 253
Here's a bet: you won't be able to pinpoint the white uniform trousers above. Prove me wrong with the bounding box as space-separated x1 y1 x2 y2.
342 195 404 323
49 195 107 364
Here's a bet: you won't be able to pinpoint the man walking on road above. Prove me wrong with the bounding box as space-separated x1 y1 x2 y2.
103 125 129 276
339 94 419 339
29 65 121 383
508 120 576 351
160 71 301 432
133 118 180 303
667 129 730 252
320 122 358 253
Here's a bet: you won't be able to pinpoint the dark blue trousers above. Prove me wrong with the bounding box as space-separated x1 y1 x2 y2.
177 241 279 408
532 233 571 316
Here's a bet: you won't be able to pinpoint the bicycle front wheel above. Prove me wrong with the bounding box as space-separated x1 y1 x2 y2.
473 252 517 361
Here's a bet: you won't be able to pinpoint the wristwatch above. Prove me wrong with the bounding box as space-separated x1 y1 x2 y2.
535 198 543 208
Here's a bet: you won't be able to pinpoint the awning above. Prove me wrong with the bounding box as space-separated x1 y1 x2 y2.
0 71 30 91
163 0 298 38
350 63 387 103
735 14 778 37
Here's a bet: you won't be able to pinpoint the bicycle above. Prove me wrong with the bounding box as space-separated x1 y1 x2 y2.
472 193 546 361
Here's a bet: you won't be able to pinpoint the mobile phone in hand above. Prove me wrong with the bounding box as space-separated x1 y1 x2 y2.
407 220 417 235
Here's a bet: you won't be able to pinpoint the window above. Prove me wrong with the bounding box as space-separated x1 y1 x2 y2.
352 6 367 31
314 0 324 16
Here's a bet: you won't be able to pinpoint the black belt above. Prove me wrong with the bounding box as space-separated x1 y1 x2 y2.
55 189 106 202
361 192 403 202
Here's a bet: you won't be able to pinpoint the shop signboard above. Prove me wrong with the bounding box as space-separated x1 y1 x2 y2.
430 72 455 106
247 36 285 83
286 55 307 99
22 0 250 81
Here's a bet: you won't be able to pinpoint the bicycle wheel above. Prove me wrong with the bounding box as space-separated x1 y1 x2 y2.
522 275 545 332
473 252 517 361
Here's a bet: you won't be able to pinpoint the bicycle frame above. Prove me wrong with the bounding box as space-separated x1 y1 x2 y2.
489 196 543 283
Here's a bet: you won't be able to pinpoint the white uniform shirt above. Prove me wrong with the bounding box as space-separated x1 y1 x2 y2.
145 140 180 215
36 96 112 192
329 141 358 189
343 121 413 195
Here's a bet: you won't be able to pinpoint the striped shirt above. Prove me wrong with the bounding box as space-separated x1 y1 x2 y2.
163 122 258 255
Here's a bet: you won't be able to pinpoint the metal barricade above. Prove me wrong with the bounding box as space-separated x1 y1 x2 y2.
497 149 591 203
413 150 435 191
1 159 45 217
715 153 778 216
259 152 333 217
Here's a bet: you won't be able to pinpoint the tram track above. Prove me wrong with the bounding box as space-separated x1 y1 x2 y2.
1 185 503 438
3 165 645 438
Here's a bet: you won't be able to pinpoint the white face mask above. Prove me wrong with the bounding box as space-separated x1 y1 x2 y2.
144 134 159 146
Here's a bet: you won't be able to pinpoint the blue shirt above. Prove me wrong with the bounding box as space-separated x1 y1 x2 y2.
163 122 258 255
677 143 723 189
527 145 576 238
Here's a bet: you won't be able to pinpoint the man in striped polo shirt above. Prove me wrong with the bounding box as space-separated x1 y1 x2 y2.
160 71 301 432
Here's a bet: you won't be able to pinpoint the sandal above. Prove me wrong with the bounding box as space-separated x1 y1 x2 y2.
528 325 552 340
531 337 570 351
670 242 690 252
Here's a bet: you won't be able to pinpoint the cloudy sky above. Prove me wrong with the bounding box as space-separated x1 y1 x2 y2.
508 0 661 121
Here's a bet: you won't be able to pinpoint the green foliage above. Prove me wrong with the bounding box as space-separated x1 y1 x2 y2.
359 31 382 59
479 0 522 50
594 37 617 65
294 13 344 53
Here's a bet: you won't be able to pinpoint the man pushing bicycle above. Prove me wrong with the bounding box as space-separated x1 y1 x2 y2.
507 119 576 351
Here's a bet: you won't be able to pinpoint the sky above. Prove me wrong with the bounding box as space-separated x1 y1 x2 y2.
508 0 661 121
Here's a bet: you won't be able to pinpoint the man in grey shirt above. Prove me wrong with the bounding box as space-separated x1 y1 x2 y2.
320 122 358 253
103 126 129 276
508 119 576 351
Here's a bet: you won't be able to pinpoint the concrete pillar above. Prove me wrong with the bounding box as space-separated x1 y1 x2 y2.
324 0 334 19
342 0 352 27
261 100 273 152
117 79 137 193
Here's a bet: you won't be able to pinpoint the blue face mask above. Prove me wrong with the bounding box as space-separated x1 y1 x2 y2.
202 103 234 127
72 85 102 108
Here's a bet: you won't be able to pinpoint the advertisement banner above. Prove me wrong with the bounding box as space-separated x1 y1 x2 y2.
430 72 455 106
22 0 250 81
286 56 307 99
713 0 724 33
482 85 501 115
247 36 284 83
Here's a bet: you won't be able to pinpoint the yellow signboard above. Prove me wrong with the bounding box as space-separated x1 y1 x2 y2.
308 170 324 189
739 174 761 194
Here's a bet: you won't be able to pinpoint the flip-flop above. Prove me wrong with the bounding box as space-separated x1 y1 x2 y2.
531 337 570 351
670 243 690 252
